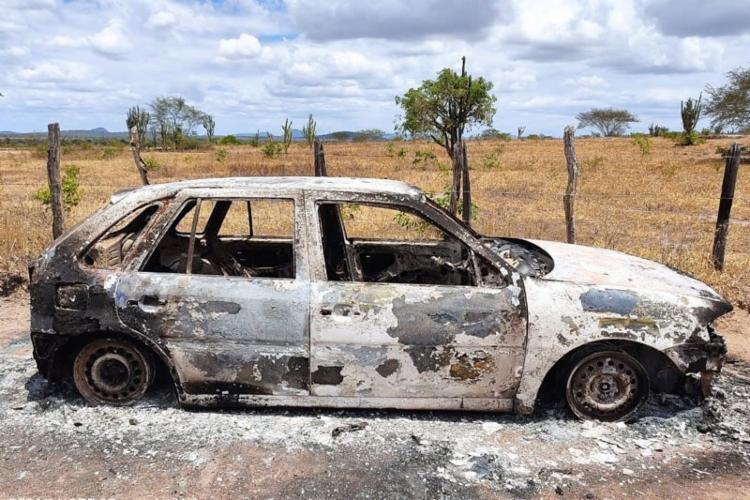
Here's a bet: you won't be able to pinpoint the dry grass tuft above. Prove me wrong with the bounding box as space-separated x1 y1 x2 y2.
1 137 748 308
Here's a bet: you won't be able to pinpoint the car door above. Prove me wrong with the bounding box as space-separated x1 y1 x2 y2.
306 195 527 407
115 188 311 400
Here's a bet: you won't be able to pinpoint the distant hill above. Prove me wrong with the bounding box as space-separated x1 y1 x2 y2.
1 127 397 141
0 127 128 139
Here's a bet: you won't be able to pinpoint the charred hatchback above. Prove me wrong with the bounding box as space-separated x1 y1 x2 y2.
29 177 731 421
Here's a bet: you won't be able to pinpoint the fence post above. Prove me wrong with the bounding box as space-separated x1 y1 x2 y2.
563 126 578 244
449 145 462 215
711 143 741 271
129 125 150 185
46 123 65 239
314 139 327 176
461 142 471 226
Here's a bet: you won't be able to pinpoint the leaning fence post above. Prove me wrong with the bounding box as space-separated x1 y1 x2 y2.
129 125 150 185
711 143 741 270
563 126 578 244
46 123 65 239
314 138 327 176
461 142 472 226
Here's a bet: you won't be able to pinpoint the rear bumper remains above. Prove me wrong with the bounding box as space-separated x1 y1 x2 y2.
664 326 726 397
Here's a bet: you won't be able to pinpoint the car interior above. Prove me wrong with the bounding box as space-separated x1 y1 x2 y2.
318 202 477 286
142 198 295 278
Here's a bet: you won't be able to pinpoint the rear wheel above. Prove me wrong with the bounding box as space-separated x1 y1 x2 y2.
565 350 649 422
73 338 153 405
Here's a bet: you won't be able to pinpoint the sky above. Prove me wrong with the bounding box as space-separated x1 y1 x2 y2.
1 0 749 136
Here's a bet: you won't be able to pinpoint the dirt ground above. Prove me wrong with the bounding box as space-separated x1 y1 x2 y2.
1 292 749 499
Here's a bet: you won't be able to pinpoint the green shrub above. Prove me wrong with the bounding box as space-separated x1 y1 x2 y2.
215 148 228 163
630 134 651 157
144 157 161 171
262 136 283 158
220 135 240 145
35 164 82 210
99 147 117 160
413 150 437 165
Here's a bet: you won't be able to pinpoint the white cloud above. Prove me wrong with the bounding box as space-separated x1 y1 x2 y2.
89 21 132 58
147 11 178 29
0 0 746 135
218 33 263 60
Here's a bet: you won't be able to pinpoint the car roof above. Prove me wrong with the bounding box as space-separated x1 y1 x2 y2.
111 176 423 204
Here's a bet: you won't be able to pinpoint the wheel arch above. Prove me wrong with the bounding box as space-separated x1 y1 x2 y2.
47 330 183 397
532 339 682 410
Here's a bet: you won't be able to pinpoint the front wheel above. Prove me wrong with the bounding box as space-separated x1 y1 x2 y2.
565 350 649 422
73 338 153 405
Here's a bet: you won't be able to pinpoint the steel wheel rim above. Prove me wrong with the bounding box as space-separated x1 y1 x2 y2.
73 339 151 405
566 351 649 421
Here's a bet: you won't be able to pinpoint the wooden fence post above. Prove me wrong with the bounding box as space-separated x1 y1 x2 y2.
314 139 327 176
46 123 65 239
129 125 150 185
461 142 472 225
711 143 741 270
563 126 579 244
449 145 462 215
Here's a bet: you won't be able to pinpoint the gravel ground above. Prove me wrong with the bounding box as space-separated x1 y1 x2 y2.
1 294 749 499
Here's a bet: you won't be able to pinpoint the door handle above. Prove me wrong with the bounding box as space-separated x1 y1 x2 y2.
141 295 167 307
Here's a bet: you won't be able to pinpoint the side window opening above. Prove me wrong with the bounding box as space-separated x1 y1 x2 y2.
143 198 295 279
318 202 478 286
82 204 160 269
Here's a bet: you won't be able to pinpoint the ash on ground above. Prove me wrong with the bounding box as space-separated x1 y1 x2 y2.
1 336 749 498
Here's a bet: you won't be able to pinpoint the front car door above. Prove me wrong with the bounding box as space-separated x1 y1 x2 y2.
115 187 310 404
306 192 527 411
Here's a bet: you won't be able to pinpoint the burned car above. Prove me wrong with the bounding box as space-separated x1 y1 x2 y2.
29 177 731 421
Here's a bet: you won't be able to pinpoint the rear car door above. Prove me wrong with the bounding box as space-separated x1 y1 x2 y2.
115 189 310 400
306 195 527 408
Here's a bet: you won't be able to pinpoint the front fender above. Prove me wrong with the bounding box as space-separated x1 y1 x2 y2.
514 278 731 414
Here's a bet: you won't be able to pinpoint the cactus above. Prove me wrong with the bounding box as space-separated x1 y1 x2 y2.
681 94 703 145
281 118 293 153
302 114 316 148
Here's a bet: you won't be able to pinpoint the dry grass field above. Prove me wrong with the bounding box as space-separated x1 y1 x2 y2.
0 136 748 308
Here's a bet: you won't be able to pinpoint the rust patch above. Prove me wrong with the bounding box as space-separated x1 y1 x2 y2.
449 352 494 380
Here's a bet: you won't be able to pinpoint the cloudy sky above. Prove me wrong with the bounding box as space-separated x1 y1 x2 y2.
1 0 749 135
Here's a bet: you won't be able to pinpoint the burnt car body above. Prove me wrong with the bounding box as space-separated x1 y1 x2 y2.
28 177 731 421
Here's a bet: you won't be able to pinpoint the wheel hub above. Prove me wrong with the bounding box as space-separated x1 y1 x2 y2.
566 351 647 421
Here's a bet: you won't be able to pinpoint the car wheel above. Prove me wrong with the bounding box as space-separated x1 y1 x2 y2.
73 338 153 405
565 350 649 422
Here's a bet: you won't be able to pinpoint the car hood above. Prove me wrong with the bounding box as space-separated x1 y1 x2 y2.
525 239 731 308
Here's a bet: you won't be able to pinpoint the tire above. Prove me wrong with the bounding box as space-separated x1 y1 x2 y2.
73 337 153 405
565 350 649 422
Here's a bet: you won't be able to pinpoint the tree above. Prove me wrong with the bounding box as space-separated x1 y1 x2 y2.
302 114 316 148
353 129 385 142
576 108 639 137
396 57 496 159
705 67 750 133
680 94 702 145
396 57 496 217
126 106 150 146
149 96 208 149
202 114 216 144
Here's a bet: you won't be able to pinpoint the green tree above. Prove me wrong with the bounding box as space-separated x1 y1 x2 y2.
353 129 385 142
148 96 210 149
705 67 750 133
396 57 496 159
576 108 639 136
